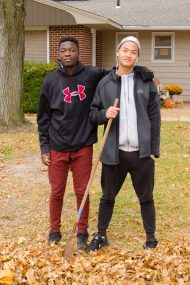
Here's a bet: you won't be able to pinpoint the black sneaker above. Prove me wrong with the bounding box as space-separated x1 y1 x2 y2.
143 238 158 249
77 232 89 250
87 234 108 251
48 231 62 245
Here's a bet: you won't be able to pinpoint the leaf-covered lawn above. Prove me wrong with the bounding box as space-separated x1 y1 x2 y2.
0 237 190 284
0 117 190 284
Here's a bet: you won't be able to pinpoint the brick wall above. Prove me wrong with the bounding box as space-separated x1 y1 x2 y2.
96 31 102 67
49 25 92 65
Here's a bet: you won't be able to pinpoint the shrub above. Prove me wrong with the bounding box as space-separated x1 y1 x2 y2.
164 84 183 95
23 62 57 113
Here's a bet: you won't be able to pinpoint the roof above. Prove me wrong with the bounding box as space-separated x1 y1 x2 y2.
34 0 121 28
56 0 190 29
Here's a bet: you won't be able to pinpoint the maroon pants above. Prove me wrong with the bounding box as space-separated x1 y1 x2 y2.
48 146 93 233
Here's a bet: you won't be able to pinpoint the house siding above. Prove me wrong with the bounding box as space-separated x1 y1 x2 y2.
102 30 190 101
25 30 47 62
25 0 76 26
102 31 116 68
139 31 190 101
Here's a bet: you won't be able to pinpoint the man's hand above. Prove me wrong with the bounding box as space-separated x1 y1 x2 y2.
41 153 50 166
150 154 155 161
106 106 120 119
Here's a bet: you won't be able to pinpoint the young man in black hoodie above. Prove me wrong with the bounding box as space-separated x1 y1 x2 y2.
37 36 154 250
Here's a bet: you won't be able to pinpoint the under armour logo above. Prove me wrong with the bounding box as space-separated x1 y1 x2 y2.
62 85 86 103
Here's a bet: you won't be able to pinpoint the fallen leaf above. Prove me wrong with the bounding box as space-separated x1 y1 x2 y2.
0 269 14 284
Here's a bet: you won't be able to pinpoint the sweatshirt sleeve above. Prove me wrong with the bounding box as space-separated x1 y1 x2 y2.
89 84 108 125
37 79 51 154
147 81 161 157
99 68 110 78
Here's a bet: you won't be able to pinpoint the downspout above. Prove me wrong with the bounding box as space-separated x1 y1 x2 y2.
91 28 96 66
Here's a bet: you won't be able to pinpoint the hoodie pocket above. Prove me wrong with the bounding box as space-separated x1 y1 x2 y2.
58 115 93 146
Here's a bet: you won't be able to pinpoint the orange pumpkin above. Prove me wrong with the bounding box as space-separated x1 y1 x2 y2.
164 98 175 109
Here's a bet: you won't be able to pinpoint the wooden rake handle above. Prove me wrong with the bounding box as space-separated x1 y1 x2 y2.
64 98 119 258
77 98 119 220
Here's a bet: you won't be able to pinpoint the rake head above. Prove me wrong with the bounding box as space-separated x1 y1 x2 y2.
64 222 77 259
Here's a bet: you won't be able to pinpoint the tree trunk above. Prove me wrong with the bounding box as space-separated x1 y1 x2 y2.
0 0 25 126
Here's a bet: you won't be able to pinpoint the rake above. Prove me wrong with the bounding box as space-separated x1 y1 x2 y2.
64 98 119 259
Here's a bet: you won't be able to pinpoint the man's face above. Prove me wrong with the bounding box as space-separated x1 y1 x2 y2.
59 41 79 67
117 41 138 69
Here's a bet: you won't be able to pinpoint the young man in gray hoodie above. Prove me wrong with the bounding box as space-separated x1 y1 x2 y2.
88 36 161 251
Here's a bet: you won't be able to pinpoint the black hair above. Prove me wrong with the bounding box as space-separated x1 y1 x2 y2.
59 36 79 50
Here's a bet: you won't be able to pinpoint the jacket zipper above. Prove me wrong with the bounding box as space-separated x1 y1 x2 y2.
133 76 140 157
115 76 121 164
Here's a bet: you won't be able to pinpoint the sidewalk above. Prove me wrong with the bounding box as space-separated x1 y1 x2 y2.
161 103 190 121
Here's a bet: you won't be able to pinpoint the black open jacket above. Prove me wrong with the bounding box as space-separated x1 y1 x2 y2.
90 66 161 165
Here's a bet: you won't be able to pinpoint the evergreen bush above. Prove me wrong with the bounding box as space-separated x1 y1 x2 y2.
23 62 57 113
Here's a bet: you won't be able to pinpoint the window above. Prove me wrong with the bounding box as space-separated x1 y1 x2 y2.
152 33 175 62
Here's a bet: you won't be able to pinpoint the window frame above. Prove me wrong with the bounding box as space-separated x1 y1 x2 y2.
152 32 175 63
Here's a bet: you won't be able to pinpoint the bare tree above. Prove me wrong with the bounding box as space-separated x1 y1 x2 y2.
0 0 25 126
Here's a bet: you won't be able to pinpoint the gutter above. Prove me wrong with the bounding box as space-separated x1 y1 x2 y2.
122 26 190 30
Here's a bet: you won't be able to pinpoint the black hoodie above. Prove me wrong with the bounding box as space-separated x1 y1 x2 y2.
37 61 108 154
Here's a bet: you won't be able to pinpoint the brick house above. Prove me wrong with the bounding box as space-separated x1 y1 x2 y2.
25 0 190 101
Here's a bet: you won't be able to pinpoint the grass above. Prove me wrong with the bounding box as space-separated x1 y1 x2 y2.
0 119 190 251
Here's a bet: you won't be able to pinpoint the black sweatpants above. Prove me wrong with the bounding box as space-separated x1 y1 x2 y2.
97 150 156 240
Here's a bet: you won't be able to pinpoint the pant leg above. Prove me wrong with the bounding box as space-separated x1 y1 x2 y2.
48 150 70 232
70 146 93 233
98 152 128 236
129 153 156 239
